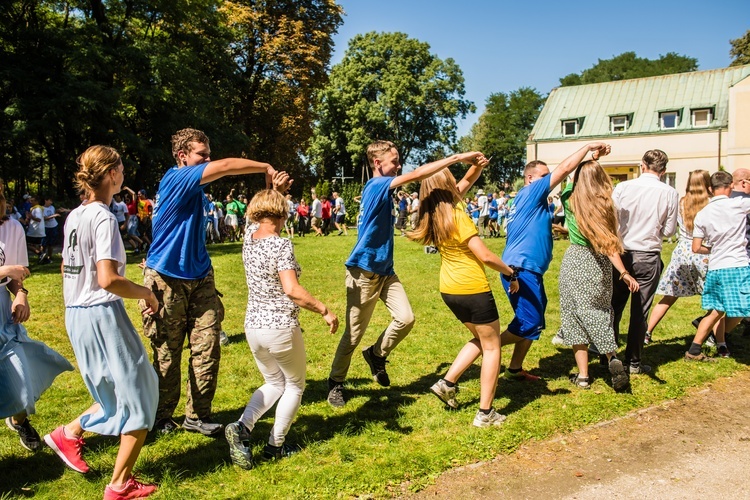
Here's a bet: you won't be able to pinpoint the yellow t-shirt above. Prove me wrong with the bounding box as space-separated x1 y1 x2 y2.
438 208 491 295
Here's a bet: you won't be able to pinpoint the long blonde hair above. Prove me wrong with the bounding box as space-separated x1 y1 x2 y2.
680 170 711 233
569 160 622 255
407 169 461 247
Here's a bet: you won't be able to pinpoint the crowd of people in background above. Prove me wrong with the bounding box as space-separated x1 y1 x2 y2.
4 127 750 499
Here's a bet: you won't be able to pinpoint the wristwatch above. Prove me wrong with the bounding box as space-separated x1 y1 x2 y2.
504 266 519 282
18 287 29 296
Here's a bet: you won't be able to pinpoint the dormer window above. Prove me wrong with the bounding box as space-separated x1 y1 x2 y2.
562 119 581 136
610 115 629 133
691 108 713 127
659 110 680 129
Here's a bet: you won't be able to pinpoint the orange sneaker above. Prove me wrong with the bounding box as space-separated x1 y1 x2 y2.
43 426 89 473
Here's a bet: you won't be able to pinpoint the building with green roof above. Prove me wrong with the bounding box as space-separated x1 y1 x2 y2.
526 65 750 193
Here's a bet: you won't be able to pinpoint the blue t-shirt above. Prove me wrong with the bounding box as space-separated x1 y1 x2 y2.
346 176 396 275
489 198 498 220
398 197 409 212
146 163 212 279
502 176 552 274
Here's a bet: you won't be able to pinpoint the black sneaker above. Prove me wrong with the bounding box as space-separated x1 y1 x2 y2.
628 363 652 375
262 442 300 460
5 417 42 452
225 421 253 469
608 358 630 392
362 346 390 387
327 379 346 408
717 345 731 358
154 417 180 435
183 416 223 436
643 332 652 345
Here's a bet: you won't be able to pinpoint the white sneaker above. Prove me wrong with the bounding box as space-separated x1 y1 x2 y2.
472 409 506 428
430 379 458 409
219 331 229 346
551 331 565 346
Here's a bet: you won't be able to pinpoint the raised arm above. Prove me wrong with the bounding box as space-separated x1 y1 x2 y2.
549 143 611 189
201 158 277 185
456 156 491 198
390 152 486 190
122 186 136 196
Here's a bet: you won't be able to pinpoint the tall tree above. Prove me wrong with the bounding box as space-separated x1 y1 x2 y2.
460 88 545 185
308 32 474 180
730 29 750 66
560 52 698 86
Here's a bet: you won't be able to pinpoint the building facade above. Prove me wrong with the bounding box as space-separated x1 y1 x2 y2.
527 65 750 194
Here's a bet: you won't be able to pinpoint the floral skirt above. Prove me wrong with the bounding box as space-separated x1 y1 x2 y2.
656 238 708 297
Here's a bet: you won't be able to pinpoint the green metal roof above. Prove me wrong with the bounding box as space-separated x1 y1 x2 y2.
529 65 750 142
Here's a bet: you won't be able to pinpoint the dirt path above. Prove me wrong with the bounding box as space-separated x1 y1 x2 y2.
412 369 750 499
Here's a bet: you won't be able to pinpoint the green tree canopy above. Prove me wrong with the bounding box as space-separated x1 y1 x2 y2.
730 29 750 66
459 88 545 186
308 32 474 180
559 51 698 86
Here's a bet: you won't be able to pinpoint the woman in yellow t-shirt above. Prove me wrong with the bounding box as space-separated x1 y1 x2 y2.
409 161 519 428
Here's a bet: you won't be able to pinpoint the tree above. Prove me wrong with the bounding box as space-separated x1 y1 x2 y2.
730 29 750 66
460 88 545 185
559 52 698 86
308 32 474 180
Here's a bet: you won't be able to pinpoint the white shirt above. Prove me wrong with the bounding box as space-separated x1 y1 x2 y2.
63 202 126 307
43 205 58 228
27 206 45 238
693 195 750 271
112 201 128 223
410 198 419 212
335 197 347 215
612 172 679 252
478 195 489 217
311 198 323 218
0 218 29 287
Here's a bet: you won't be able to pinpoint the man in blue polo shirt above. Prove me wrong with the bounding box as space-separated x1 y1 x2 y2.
143 128 289 435
326 140 487 407
499 142 610 381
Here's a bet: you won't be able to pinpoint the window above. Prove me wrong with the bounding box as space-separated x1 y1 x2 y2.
660 111 679 129
692 108 712 127
610 115 628 133
562 119 579 136
662 172 676 188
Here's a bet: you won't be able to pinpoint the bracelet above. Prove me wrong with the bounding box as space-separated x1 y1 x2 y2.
504 266 519 282
619 271 630 281
17 287 29 296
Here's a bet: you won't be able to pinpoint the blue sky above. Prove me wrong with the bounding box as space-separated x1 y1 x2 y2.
331 0 748 138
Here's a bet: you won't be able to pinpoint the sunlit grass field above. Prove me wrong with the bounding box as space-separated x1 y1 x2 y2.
2 234 748 499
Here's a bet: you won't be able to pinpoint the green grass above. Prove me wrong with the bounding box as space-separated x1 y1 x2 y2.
2 235 748 499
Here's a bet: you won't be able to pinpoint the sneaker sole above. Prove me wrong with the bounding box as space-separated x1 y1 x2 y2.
608 359 630 392
43 434 88 473
429 385 458 410
225 425 253 470
182 423 223 436
472 415 507 428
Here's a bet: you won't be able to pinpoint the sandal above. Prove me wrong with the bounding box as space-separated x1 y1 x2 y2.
569 374 591 389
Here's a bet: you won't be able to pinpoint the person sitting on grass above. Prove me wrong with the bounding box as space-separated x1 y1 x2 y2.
408 160 522 428
555 159 636 391
225 190 338 469
326 141 488 408
47 145 160 499
686 171 750 361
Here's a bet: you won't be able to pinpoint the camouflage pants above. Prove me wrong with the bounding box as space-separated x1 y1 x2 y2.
143 267 222 420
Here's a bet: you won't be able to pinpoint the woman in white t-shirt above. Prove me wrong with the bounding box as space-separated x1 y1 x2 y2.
1 192 73 452
44 146 160 499
224 189 338 469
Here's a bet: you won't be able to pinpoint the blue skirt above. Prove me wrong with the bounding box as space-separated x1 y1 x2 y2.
702 266 750 318
66 300 158 435
0 287 73 418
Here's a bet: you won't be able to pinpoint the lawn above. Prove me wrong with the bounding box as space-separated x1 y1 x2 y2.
1 234 748 499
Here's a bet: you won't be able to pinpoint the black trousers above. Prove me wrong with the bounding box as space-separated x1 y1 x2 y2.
611 250 663 365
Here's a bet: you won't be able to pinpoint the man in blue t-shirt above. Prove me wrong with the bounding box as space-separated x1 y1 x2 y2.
143 128 290 436
327 140 487 407
498 143 610 381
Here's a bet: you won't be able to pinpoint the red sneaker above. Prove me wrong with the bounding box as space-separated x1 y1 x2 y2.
504 369 541 382
43 426 90 473
103 476 157 499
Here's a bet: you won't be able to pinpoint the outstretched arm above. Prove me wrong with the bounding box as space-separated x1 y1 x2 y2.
549 143 611 189
390 152 486 190
456 156 491 198
201 158 277 185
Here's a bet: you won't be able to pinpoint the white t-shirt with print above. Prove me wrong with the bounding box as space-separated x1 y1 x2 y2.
242 223 302 330
0 218 29 287
27 206 45 237
62 202 126 307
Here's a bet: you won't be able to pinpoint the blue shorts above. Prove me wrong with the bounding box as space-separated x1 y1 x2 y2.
501 268 547 340
702 266 750 317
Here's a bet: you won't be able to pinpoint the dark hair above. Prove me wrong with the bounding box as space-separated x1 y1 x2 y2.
710 171 733 190
524 160 547 177
642 150 669 174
